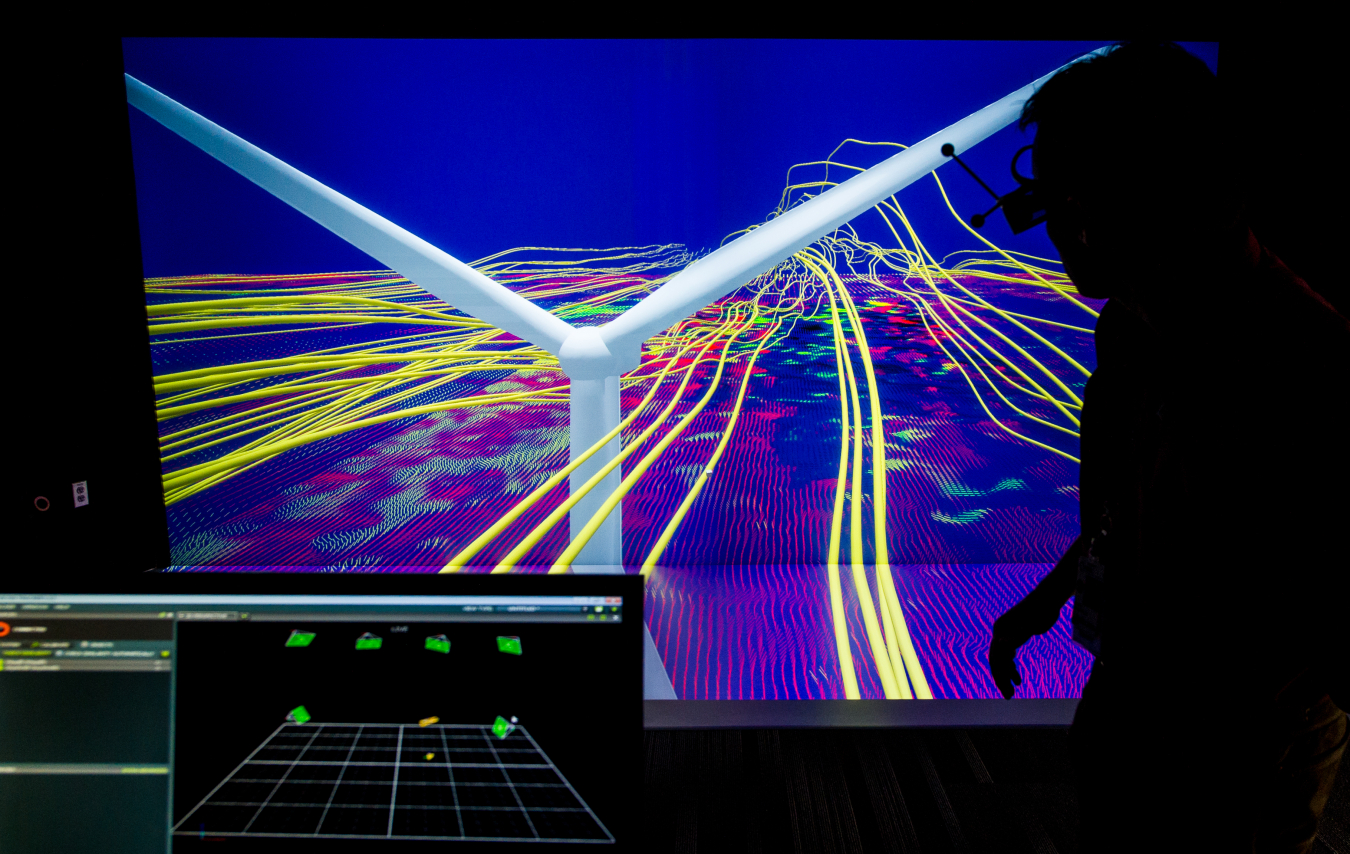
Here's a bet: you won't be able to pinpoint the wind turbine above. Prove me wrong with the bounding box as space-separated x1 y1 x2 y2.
126 46 1107 574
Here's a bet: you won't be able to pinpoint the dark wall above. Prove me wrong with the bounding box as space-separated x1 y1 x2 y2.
14 36 169 573
1221 35 1339 313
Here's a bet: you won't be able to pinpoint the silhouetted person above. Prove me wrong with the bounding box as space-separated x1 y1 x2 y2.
985 42 1348 853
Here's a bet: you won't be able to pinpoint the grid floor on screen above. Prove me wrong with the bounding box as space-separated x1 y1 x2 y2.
172 723 613 843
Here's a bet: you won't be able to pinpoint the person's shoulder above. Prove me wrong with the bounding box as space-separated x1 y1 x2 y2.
1092 298 1154 360
1251 247 1349 429
1257 247 1349 341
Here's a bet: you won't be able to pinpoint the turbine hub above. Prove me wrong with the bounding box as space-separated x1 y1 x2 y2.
558 327 640 380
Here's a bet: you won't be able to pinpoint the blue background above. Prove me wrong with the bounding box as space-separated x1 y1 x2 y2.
122 39 1219 278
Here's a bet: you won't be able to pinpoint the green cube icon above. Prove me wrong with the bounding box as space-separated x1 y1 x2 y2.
425 634 451 654
355 632 383 650
286 630 316 648
492 715 516 739
286 705 312 725
496 636 522 655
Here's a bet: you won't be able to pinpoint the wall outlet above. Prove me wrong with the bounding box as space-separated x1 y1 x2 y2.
72 481 89 508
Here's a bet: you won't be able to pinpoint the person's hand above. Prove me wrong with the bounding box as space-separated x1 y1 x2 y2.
988 583 1070 699
987 536 1082 698
988 634 1024 700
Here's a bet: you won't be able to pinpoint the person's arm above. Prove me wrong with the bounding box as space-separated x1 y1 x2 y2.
988 535 1083 698
993 534 1082 642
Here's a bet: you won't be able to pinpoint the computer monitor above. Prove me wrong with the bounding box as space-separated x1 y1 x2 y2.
0 573 643 852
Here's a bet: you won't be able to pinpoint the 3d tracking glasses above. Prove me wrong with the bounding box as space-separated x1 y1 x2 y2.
942 143 1055 235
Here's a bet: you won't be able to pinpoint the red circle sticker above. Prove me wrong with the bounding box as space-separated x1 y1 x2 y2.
0 622 10 637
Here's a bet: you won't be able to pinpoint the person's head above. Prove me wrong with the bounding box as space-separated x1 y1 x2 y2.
1019 42 1241 300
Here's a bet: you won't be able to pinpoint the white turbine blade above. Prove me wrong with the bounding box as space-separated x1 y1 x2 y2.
125 74 575 355
600 47 1111 359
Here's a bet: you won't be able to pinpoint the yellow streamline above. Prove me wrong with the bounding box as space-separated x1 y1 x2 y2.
546 303 768 573
441 312 737 571
802 252 904 700
638 318 782 576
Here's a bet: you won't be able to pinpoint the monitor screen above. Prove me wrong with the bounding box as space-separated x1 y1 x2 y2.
118 40 1219 713
0 574 642 851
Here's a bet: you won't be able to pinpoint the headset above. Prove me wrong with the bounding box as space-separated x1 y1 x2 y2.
942 142 1057 235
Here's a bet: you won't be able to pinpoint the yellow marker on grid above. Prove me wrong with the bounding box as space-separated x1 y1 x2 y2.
418 716 439 727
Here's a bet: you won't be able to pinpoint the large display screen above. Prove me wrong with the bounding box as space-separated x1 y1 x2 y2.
122 39 1220 703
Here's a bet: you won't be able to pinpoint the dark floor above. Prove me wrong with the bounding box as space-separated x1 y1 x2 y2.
642 728 1350 853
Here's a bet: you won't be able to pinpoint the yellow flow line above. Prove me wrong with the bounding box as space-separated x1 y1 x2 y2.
444 313 738 571
807 253 902 700
547 304 762 573
639 318 782 576
823 265 861 700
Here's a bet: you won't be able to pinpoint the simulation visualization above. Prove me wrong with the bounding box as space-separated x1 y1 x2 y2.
173 720 612 843
126 40 1150 703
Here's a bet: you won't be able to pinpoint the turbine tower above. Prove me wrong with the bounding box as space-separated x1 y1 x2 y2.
126 46 1106 572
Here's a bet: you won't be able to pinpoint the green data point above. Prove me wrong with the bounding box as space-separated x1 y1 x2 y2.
286 705 312 725
286 630 316 647
425 634 451 654
496 636 522 655
355 632 383 650
492 715 517 739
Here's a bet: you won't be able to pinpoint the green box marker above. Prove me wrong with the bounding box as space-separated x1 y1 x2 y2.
492 715 516 740
286 705 312 725
355 632 383 650
425 634 451 654
496 636 522 655
286 630 316 648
